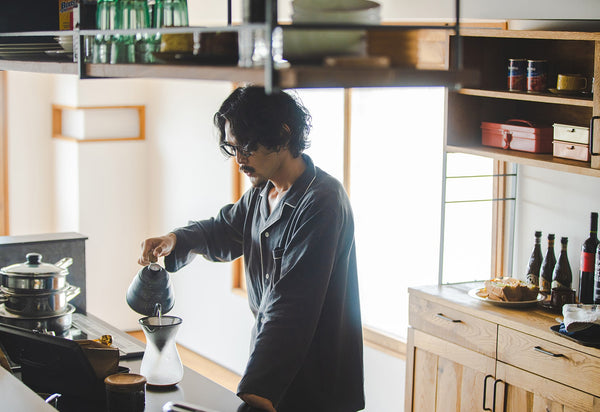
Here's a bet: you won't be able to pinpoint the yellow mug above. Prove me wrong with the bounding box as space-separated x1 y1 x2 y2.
556 73 588 91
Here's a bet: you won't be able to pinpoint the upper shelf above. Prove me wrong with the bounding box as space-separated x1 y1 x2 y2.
84 63 478 89
0 23 479 90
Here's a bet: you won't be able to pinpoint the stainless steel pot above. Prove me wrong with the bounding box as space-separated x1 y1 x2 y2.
0 253 73 292
0 284 80 317
0 303 76 336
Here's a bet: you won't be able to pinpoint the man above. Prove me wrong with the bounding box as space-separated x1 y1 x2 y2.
138 86 364 412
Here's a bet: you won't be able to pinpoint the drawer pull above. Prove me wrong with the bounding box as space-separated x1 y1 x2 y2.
534 346 564 358
482 374 494 411
436 313 462 323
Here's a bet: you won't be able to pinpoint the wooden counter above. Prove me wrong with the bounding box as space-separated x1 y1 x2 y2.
405 282 600 412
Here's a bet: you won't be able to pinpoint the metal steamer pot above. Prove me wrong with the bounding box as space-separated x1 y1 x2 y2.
1 253 72 292
0 253 79 318
0 284 80 317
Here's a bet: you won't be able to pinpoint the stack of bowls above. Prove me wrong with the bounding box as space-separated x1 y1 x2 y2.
283 0 381 61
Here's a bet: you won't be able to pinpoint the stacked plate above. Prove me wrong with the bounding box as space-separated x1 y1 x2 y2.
0 36 72 60
283 0 381 61
56 35 74 52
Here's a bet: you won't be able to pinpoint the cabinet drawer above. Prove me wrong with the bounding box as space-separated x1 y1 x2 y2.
553 140 590 162
409 294 497 357
497 326 600 397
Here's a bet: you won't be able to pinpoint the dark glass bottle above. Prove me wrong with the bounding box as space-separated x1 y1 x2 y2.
540 234 556 294
552 237 572 290
525 231 543 286
579 212 598 304
595 243 600 304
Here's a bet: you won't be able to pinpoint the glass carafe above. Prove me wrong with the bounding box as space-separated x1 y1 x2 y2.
139 315 183 387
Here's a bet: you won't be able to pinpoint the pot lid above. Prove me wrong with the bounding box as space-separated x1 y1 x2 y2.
0 253 69 277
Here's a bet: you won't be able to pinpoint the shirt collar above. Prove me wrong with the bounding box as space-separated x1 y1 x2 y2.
259 154 317 209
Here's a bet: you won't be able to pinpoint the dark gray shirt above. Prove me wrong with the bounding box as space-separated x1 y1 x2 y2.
166 155 364 412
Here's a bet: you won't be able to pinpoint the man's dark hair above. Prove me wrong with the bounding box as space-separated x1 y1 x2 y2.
214 86 312 158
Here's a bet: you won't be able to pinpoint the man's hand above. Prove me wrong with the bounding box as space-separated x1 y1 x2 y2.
239 393 276 412
138 233 177 265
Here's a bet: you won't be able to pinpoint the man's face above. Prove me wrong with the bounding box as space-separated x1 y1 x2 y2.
224 121 284 187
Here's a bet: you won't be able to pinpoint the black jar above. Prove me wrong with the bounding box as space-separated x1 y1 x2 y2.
105 373 146 412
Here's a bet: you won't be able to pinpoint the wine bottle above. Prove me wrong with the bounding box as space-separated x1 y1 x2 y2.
525 231 543 286
595 243 600 304
552 237 572 290
540 234 556 294
579 212 598 304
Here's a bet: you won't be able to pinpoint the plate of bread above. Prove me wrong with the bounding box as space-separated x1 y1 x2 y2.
469 277 544 306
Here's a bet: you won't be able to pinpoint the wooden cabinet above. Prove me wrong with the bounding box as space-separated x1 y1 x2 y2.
405 284 600 412
447 29 600 174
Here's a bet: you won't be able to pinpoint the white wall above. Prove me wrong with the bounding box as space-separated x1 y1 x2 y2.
513 167 600 291
4 2 600 411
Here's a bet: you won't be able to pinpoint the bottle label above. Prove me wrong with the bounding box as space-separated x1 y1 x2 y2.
541 278 551 293
581 251 596 272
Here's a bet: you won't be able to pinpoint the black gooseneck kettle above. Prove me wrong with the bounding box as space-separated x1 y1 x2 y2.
126 263 174 316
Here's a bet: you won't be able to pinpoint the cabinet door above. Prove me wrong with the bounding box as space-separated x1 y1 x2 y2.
495 362 600 412
405 328 496 412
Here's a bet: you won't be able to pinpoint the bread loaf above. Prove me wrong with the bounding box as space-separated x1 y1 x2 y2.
484 277 539 302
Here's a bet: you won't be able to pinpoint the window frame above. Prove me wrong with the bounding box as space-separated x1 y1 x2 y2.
0 71 8 235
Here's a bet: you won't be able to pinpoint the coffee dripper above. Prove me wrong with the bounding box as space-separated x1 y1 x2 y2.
127 263 182 386
139 311 184 387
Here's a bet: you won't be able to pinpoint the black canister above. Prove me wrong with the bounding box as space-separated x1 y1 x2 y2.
105 373 146 412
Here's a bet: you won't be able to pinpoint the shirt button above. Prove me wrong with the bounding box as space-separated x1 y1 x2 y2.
264 232 269 238
265 273 270 279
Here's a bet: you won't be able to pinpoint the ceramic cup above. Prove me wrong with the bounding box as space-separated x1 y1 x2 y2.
556 73 588 92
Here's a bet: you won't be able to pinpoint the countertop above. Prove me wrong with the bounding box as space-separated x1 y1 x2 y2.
409 281 600 358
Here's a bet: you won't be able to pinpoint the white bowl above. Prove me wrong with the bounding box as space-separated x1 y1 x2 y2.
292 0 377 10
283 29 366 60
292 0 381 24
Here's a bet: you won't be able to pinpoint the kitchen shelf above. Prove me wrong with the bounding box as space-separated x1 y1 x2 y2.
84 62 477 89
458 88 594 108
0 59 77 75
447 29 600 174
446 144 600 178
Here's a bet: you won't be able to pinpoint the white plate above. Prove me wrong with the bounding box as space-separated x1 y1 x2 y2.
468 287 545 307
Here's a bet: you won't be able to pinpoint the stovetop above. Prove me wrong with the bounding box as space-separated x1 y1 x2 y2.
70 312 146 359
0 309 145 359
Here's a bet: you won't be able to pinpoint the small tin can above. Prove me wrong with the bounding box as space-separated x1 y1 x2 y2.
507 59 527 91
527 59 548 92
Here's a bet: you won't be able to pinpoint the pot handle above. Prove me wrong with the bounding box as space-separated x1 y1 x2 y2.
54 257 73 270
0 289 6 303
65 284 81 301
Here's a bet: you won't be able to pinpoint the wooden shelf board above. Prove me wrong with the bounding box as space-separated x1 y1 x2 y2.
0 60 77 75
446 144 600 177
85 63 478 89
459 28 600 41
458 88 594 107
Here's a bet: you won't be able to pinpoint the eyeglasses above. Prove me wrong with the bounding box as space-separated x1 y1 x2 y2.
220 142 254 158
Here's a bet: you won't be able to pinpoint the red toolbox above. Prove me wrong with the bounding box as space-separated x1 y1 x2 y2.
481 119 553 153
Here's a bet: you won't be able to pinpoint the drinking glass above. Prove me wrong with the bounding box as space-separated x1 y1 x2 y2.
153 0 189 28
93 0 120 63
114 0 151 63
